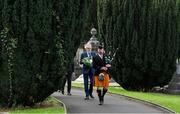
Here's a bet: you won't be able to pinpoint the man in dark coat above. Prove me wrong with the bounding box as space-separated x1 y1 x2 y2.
80 43 96 100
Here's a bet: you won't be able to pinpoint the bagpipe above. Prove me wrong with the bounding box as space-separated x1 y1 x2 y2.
104 48 119 65
99 48 119 81
81 47 119 70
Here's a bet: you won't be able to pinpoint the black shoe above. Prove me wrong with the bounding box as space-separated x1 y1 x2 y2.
99 100 103 105
67 93 72 96
84 97 89 100
90 94 94 98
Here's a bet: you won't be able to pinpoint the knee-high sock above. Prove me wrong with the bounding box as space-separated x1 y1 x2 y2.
102 89 107 98
96 89 102 101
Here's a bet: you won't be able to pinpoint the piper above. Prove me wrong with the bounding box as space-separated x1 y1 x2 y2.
93 45 112 105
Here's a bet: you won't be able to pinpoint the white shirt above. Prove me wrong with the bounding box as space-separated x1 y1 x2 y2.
87 52 92 58
98 54 103 59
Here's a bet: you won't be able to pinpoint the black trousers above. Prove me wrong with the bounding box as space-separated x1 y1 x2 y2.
62 73 72 93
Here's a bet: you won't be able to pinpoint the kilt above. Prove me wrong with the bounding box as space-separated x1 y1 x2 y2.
94 71 109 88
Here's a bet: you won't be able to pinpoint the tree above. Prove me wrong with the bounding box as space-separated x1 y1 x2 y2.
177 0 180 59
97 0 178 91
0 0 89 107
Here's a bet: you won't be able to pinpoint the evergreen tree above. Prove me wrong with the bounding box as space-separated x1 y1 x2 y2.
178 0 180 59
0 0 89 107
97 0 178 91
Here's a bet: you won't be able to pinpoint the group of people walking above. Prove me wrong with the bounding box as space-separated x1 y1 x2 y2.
60 42 112 105
80 43 111 105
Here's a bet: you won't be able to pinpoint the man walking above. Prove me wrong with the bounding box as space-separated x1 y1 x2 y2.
80 43 96 100
61 62 74 95
93 45 111 105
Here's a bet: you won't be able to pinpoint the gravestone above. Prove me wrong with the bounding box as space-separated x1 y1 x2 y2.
167 63 180 95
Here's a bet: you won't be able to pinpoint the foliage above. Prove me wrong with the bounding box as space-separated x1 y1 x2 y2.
97 0 178 91
0 0 89 107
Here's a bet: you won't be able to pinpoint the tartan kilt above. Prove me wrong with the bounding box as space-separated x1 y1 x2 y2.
94 71 109 88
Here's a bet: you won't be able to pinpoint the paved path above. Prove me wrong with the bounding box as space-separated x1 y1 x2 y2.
52 88 168 113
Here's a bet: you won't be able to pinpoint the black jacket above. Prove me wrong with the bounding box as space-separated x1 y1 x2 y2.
66 62 74 76
93 54 107 75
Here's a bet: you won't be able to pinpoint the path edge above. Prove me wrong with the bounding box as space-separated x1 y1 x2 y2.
108 92 176 114
52 96 67 114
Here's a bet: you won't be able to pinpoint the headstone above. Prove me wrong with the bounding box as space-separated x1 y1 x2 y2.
166 63 180 95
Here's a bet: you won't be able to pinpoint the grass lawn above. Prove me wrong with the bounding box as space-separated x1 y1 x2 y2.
109 87 180 113
9 97 64 114
72 82 180 113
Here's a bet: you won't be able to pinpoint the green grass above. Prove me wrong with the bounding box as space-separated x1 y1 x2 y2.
9 97 64 114
109 87 180 113
10 107 64 114
72 82 180 113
